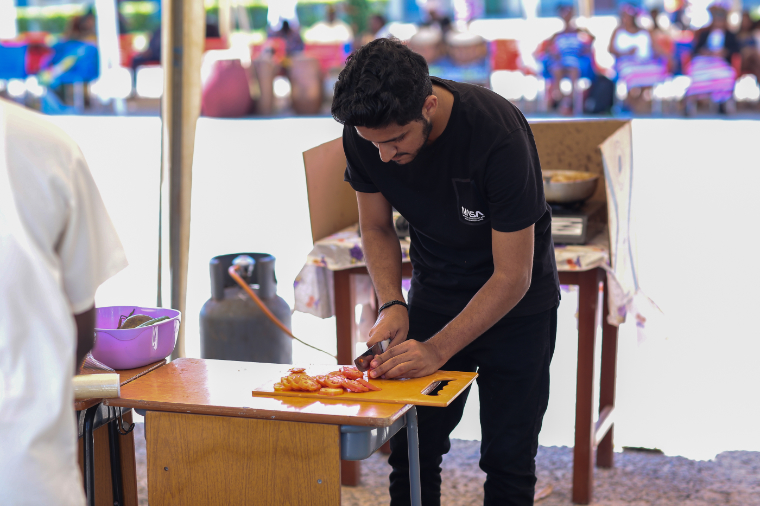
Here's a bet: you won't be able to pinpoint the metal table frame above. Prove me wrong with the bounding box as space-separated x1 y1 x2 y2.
341 406 421 506
77 404 134 506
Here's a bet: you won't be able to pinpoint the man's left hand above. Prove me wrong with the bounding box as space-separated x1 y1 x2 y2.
368 339 446 379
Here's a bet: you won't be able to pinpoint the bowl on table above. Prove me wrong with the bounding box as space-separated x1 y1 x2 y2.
92 306 181 370
542 170 600 204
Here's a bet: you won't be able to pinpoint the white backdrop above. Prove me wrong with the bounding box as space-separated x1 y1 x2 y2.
49 114 760 461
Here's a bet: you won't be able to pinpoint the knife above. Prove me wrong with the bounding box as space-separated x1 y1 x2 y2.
354 338 390 372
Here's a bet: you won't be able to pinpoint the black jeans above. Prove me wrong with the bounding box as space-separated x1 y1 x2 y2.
388 305 558 506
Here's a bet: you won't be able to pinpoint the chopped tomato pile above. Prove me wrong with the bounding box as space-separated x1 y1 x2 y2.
273 366 382 396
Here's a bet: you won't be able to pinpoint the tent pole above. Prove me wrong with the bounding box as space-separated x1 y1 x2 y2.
578 0 594 19
161 0 204 360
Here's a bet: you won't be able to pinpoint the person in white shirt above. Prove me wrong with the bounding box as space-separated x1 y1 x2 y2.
0 99 128 506
303 5 354 45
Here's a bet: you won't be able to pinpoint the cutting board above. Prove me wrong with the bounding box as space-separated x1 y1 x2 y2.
251 365 477 408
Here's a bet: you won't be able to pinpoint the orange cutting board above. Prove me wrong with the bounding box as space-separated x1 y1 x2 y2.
251 365 478 408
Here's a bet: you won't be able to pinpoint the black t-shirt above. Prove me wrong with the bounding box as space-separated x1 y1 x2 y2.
343 77 559 319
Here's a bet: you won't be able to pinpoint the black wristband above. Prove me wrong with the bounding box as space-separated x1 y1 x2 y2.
378 300 408 314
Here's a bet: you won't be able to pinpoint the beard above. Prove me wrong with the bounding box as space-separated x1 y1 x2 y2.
393 117 433 164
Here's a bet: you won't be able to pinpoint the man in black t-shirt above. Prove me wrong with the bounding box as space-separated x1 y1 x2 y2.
331 38 560 506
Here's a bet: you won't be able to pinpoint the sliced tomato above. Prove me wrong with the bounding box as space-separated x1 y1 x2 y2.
356 378 381 391
288 367 306 374
317 388 344 396
323 375 344 389
290 374 311 390
314 375 329 387
343 379 369 393
273 382 292 392
341 366 363 380
299 377 321 392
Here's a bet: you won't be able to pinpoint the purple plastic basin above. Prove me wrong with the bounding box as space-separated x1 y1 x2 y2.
92 306 181 370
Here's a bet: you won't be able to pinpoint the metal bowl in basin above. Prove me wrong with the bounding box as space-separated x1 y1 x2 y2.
542 170 600 204
92 306 180 370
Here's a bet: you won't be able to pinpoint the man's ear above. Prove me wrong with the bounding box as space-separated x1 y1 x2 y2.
422 94 438 119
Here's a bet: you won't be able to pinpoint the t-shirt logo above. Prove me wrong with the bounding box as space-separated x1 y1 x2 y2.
462 207 485 222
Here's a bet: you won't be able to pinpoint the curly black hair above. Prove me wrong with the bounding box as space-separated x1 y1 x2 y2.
331 38 433 128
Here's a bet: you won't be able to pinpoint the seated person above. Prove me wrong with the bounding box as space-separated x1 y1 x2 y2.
131 27 162 71
543 4 595 113
737 11 760 80
303 5 354 45
65 9 97 43
268 20 305 57
608 4 669 112
360 14 391 46
649 8 675 65
685 3 741 108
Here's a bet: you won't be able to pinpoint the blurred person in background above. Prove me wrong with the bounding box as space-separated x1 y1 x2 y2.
685 2 740 113
649 8 675 63
131 26 162 79
65 8 97 43
609 4 669 113
662 0 695 75
303 4 354 45
269 20 305 56
421 2 453 36
44 8 100 108
131 18 224 83
543 4 595 114
0 98 127 505
205 19 221 39
667 0 690 30
360 14 391 45
737 11 760 80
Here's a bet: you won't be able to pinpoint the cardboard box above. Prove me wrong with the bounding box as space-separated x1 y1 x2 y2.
302 119 639 326
303 119 629 241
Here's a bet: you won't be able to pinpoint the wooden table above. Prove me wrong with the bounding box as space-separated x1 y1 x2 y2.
333 264 618 504
75 360 166 506
106 358 474 505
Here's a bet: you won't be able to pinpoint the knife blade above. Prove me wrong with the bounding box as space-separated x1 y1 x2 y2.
354 338 390 372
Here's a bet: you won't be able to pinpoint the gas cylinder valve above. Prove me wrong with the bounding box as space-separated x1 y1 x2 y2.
232 255 256 283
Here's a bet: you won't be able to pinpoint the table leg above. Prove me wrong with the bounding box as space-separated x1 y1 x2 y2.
334 269 357 366
405 406 422 506
334 269 362 486
108 416 125 506
571 268 602 505
78 407 138 506
596 275 619 469
335 264 413 483
83 405 98 506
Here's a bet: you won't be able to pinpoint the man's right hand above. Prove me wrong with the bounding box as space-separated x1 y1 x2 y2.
367 304 409 349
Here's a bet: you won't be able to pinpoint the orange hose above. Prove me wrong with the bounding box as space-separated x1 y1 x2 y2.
228 265 336 360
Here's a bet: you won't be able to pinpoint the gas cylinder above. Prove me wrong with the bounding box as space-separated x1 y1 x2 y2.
200 253 292 363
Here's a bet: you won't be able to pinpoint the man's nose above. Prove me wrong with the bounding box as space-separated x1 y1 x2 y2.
377 143 397 163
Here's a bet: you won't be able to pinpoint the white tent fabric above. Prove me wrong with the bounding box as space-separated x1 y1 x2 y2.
0 0 17 39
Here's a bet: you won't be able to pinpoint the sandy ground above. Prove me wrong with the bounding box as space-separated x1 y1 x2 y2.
131 422 760 506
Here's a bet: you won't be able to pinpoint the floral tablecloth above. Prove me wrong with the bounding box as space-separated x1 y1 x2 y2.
293 224 610 319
